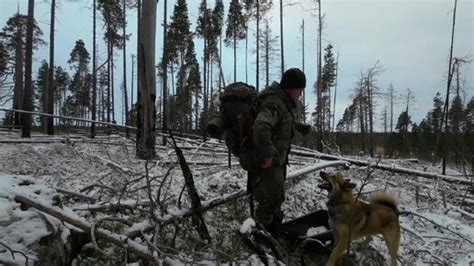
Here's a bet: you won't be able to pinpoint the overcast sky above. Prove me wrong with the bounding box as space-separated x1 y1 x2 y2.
1 0 472 130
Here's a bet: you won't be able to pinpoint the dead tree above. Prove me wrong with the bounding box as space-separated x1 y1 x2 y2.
21 0 35 138
91 0 97 137
136 0 157 159
170 131 211 242
162 0 168 145
122 0 129 138
46 0 55 135
316 0 323 151
279 0 284 75
438 0 458 175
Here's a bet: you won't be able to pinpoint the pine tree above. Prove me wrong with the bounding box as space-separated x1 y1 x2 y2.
225 0 246 83
184 39 201 130
257 20 279 88
448 94 465 165
465 97 474 133
396 111 411 155
196 0 211 139
0 13 45 126
320 44 337 132
167 0 192 67
0 14 45 58
166 0 194 131
98 0 127 123
243 0 273 90
448 95 464 134
34 61 49 126
53 66 70 117
0 41 7 79
68 39 90 124
465 97 474 171
430 92 444 132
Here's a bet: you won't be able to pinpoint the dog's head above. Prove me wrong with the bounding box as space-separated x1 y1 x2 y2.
318 171 356 192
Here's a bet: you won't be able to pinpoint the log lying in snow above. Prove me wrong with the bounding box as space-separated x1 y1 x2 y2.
0 108 136 130
290 148 472 186
14 194 159 263
170 132 211 242
286 160 349 181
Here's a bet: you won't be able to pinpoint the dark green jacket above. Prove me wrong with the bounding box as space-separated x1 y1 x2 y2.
252 82 296 166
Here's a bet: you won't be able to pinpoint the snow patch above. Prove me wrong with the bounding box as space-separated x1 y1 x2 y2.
240 218 256 234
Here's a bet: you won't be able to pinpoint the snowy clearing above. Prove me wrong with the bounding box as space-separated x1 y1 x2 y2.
0 131 473 265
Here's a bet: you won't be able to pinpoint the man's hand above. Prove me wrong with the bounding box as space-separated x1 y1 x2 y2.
296 123 312 135
261 157 273 168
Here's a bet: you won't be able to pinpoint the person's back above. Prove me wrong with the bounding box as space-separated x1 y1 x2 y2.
252 81 296 169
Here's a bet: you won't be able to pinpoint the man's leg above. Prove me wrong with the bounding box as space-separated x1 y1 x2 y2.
251 166 285 235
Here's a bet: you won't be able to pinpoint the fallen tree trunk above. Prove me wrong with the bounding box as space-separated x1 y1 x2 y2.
286 160 349 181
0 108 135 130
170 132 211 242
290 148 471 185
14 194 159 263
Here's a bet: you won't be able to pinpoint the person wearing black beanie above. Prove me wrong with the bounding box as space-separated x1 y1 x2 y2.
280 68 306 90
246 67 310 237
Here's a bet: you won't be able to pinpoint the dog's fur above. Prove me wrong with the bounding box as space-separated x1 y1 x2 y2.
319 171 401 266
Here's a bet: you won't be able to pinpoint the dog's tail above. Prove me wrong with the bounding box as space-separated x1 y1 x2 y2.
370 192 399 213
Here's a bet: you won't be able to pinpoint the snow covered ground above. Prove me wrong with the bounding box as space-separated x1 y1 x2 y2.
0 130 472 265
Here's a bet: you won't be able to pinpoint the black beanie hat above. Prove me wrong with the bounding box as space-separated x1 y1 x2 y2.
280 68 306 89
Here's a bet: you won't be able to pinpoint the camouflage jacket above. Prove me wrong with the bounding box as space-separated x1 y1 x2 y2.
252 82 296 167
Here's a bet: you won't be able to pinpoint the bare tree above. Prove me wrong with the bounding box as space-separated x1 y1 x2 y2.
91 0 97 137
258 20 280 88
301 19 305 122
332 51 339 132
387 83 395 132
279 0 284 75
162 0 168 145
21 0 35 138
136 0 157 159
256 0 259 91
365 62 384 157
45 0 55 135
123 0 129 137
439 0 458 175
316 0 323 151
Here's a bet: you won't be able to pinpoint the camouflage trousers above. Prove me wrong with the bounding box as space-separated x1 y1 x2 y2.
248 165 286 230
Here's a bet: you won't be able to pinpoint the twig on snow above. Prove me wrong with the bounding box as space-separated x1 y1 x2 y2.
0 241 35 264
54 187 97 203
403 210 473 245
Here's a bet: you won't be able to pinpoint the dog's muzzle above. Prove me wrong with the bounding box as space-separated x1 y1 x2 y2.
318 171 332 190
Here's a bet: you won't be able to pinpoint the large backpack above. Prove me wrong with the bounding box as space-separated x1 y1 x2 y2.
218 82 259 157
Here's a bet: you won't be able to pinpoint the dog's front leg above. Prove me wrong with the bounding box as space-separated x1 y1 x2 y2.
326 228 349 266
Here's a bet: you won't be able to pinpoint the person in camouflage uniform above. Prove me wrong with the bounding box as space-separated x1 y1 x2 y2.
206 68 309 236
250 68 308 236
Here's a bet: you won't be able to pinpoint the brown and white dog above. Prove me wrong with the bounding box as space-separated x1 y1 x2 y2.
319 171 401 266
